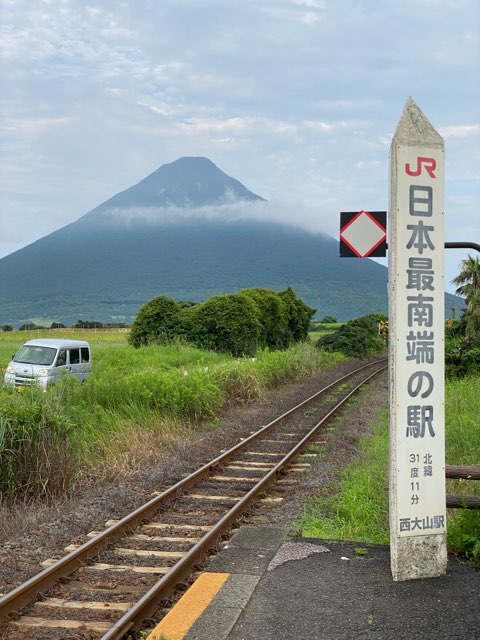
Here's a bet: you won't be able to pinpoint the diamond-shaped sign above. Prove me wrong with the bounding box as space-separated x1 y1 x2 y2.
339 210 387 257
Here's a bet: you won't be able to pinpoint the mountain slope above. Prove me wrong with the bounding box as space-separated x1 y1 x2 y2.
84 156 265 215
0 157 461 325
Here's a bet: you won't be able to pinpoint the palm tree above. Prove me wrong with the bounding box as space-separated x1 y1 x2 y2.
452 255 480 339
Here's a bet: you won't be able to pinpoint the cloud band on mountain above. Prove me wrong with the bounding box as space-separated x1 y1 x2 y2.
96 200 331 237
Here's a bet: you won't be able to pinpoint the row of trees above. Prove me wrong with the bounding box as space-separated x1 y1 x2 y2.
446 255 480 377
129 287 316 356
317 256 479 372
315 256 480 365
0 320 130 332
452 256 480 340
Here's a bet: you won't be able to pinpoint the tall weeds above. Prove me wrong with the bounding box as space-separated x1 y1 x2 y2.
0 387 74 499
0 339 343 501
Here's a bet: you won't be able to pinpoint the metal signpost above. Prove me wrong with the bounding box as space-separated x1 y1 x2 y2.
388 97 447 580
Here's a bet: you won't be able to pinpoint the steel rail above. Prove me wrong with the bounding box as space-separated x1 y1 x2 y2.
101 363 388 639
0 358 386 624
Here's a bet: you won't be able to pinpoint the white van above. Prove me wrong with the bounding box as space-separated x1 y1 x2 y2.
3 339 91 390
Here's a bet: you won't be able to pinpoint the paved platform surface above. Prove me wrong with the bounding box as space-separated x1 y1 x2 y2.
148 525 480 640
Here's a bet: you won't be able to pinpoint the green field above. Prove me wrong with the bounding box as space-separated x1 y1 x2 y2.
0 331 344 500
308 322 343 341
0 329 130 368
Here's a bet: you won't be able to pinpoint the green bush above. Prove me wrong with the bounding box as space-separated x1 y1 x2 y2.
129 287 315 356
446 315 467 339
318 313 386 358
189 293 262 357
241 288 288 349
447 510 480 566
445 316 480 378
279 287 316 346
128 295 182 348
446 339 480 378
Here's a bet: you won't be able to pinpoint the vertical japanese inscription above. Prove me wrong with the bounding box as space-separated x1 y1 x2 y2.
393 145 445 538
389 98 447 580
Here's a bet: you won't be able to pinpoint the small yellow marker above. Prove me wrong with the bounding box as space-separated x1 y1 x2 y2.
146 572 230 640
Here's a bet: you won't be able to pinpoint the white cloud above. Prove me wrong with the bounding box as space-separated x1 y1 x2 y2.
304 120 369 133
178 117 256 136
97 200 333 238
261 2 324 25
314 99 383 110
439 125 480 138
2 116 73 136
292 0 326 8
379 135 393 146
0 0 478 301
433 30 479 65
302 11 323 25
136 102 175 117
354 160 382 170
406 0 473 8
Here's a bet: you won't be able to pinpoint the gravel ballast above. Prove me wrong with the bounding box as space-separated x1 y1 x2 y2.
0 357 388 597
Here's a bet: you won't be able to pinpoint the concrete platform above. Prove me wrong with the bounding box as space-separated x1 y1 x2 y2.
147 525 480 640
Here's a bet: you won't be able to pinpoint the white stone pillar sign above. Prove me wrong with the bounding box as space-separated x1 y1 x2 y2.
388 97 447 581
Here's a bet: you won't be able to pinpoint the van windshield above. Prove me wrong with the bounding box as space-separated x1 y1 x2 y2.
14 346 57 366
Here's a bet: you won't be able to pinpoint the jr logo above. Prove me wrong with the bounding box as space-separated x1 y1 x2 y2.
405 157 437 178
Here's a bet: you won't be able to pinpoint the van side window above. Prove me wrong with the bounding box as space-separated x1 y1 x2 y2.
56 350 66 366
81 348 90 363
69 349 80 365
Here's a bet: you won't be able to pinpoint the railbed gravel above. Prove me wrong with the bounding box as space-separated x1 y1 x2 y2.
0 357 388 601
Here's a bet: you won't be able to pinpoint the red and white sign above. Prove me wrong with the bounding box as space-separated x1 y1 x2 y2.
340 210 387 257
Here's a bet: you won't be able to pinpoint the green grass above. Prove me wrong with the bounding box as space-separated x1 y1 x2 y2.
0 335 344 500
298 375 480 566
308 320 344 341
308 330 334 340
310 322 343 332
445 376 480 464
301 408 390 544
444 375 480 565
0 330 228 369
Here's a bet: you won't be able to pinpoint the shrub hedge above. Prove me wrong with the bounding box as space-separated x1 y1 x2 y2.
445 316 480 378
129 288 316 356
129 296 182 348
241 288 288 349
188 293 262 357
317 313 387 358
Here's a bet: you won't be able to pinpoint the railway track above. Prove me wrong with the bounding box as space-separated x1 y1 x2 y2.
0 359 387 639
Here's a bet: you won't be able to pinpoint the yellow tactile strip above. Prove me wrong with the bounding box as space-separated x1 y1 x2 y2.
146 572 230 640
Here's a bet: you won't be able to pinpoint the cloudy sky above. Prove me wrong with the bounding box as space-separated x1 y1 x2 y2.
1 0 479 292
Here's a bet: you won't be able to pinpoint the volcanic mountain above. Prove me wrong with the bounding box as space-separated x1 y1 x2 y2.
0 156 460 326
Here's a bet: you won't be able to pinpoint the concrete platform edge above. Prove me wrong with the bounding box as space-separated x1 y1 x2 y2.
184 526 289 640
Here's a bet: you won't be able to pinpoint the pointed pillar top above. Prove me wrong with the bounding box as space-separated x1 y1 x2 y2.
392 97 444 148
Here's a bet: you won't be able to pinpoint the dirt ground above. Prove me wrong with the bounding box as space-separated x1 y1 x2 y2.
0 357 388 597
